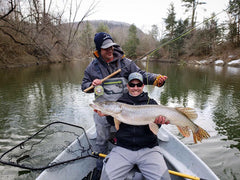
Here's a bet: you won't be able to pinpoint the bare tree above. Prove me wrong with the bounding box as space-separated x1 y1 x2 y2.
1 0 98 65
182 0 206 28
0 0 16 20
66 0 98 49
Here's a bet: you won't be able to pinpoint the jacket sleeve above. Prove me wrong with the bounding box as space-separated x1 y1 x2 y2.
81 66 94 92
122 58 158 85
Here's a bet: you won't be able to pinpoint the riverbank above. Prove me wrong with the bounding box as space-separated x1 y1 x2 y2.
184 47 240 67
0 55 72 69
1 47 240 69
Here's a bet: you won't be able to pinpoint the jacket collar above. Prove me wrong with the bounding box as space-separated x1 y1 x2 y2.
93 45 125 64
118 92 150 105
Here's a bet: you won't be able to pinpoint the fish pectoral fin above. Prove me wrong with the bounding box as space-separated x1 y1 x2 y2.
177 126 191 137
114 118 121 131
175 107 198 120
192 126 210 143
149 122 159 135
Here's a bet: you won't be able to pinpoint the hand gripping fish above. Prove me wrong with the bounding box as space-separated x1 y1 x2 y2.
89 101 210 143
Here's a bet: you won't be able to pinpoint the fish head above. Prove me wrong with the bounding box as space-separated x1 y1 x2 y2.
89 101 122 116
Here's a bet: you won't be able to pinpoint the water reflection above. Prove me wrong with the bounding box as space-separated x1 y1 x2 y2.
150 64 240 150
213 86 240 149
0 61 240 179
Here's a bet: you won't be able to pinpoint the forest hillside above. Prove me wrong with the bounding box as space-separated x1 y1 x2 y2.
1 0 240 68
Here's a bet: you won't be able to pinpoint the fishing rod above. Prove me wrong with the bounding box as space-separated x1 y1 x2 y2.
133 5 231 90
1 4 230 173
83 6 228 93
136 6 230 62
84 69 121 92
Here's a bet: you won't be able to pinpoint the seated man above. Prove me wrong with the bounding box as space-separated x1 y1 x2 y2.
98 72 171 180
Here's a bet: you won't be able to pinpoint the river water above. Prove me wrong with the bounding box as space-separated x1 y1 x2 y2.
0 60 240 180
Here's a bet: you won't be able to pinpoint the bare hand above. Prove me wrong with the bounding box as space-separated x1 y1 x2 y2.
158 75 168 84
92 79 102 86
154 115 170 125
94 109 106 116
154 75 168 87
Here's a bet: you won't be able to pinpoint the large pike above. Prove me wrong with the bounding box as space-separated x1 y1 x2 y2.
90 101 210 143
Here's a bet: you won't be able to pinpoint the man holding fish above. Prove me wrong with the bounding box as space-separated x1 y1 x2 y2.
81 32 167 178
91 72 210 179
93 72 171 180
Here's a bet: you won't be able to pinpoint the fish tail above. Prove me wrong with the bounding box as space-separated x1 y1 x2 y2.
193 126 210 143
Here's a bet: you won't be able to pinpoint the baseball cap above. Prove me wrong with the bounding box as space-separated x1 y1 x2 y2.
101 39 116 49
128 72 143 83
94 32 116 51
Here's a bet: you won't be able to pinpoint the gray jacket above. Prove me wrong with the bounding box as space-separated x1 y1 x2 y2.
81 45 158 94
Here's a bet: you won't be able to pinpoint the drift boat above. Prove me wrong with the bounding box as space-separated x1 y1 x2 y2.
36 125 219 180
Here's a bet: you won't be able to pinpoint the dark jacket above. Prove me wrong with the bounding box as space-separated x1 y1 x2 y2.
111 92 160 151
81 45 157 93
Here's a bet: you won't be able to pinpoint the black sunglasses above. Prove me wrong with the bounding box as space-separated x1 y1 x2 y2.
128 82 143 87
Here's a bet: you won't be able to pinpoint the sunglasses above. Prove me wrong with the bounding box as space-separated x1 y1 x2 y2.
128 82 143 87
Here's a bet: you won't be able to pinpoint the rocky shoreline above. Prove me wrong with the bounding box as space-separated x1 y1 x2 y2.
1 53 240 69
189 58 240 68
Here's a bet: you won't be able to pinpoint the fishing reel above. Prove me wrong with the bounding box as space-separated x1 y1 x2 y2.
94 85 104 96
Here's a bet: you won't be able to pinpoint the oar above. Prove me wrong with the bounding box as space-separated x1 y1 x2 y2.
92 152 205 180
83 69 121 93
168 170 204 180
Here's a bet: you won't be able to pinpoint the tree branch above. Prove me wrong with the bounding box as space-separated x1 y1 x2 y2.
0 0 16 20
0 28 31 46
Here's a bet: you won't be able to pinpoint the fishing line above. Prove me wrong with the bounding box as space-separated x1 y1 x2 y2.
93 5 231 108
136 6 230 62
137 5 231 100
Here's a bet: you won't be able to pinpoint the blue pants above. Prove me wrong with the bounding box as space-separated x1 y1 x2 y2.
100 146 171 180
94 112 112 170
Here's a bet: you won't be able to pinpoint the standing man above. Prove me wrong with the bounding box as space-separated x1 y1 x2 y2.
81 32 167 178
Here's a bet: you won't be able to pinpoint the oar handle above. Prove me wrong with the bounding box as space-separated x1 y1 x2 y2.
168 170 201 180
92 152 107 158
83 69 121 93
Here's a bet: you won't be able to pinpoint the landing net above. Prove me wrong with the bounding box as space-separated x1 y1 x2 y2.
0 121 95 171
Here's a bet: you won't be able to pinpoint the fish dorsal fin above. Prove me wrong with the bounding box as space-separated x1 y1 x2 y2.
175 107 198 120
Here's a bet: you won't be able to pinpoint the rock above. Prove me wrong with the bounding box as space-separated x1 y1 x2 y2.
214 60 225 66
228 55 237 60
227 59 240 67
197 60 209 65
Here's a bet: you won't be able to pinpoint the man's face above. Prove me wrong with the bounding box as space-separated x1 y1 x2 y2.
127 79 144 97
100 46 113 62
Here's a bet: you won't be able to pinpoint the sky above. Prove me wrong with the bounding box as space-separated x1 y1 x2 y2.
50 0 230 33
79 0 229 32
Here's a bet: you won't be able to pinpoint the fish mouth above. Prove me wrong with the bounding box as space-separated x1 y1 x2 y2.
89 103 100 111
89 104 96 108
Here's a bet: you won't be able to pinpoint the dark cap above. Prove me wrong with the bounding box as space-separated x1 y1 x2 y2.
94 32 116 51
128 72 143 83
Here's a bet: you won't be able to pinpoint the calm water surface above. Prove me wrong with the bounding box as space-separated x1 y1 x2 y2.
0 60 240 180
